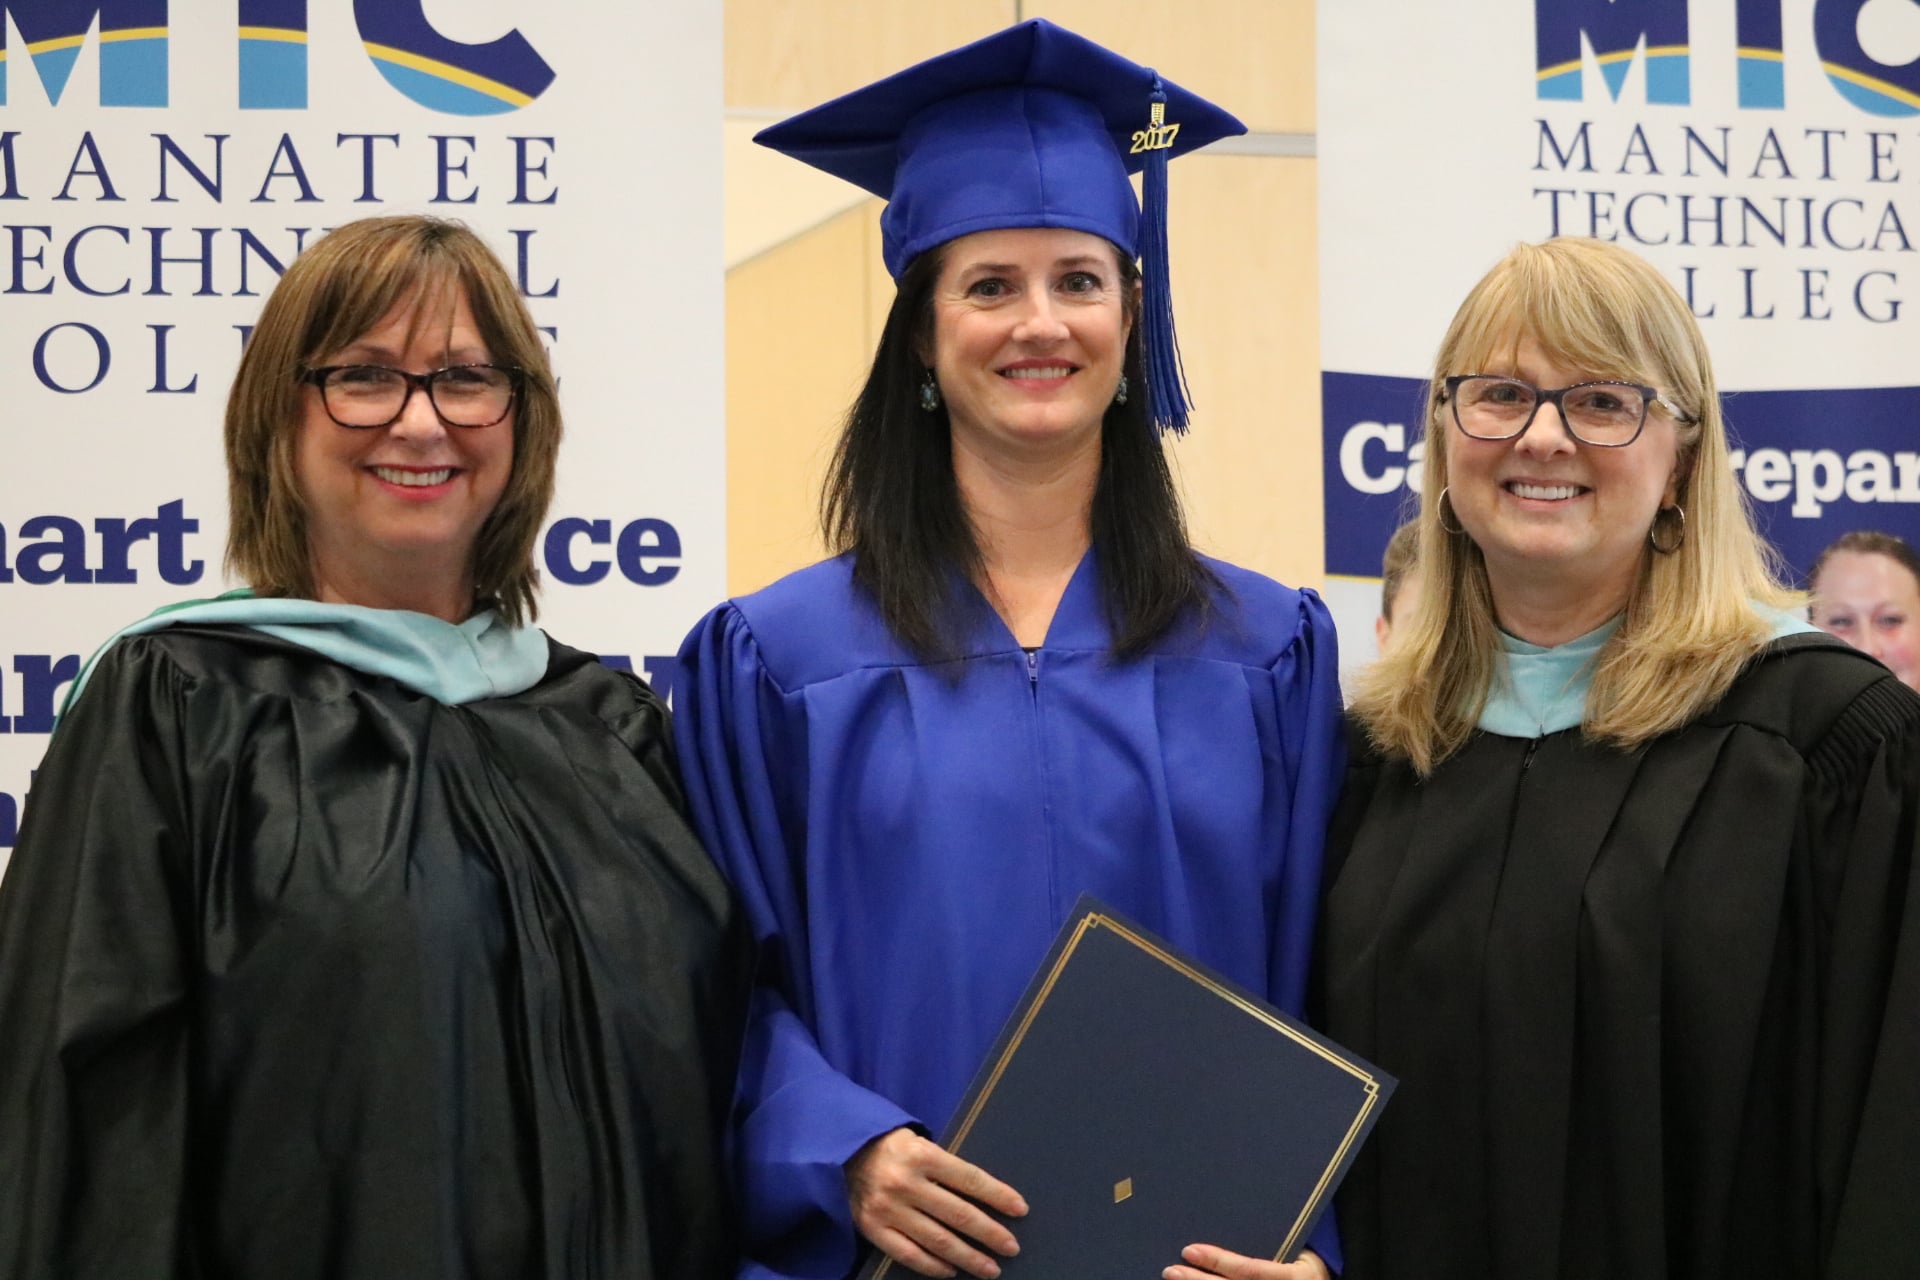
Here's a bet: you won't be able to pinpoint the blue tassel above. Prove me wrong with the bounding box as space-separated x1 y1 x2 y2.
1139 76 1191 436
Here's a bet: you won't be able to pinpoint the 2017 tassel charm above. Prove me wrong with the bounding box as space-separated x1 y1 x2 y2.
1137 79 1193 436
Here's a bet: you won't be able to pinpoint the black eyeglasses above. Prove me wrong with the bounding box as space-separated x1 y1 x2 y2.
301 364 523 429
1440 374 1695 448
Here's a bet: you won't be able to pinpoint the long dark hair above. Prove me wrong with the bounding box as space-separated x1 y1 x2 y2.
820 241 1217 662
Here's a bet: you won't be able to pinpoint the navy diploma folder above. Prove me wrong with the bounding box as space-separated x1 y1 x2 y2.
859 898 1394 1277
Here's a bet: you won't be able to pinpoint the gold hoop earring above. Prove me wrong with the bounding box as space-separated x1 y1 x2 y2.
1436 486 1466 536
1649 503 1686 554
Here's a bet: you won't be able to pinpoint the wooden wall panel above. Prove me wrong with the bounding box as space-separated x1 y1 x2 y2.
726 0 1017 110
1027 0 1314 133
1165 154 1323 589
724 202 885 596
725 117 871 269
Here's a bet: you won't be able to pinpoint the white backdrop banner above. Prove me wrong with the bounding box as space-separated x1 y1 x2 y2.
1318 0 1920 662
0 1 724 867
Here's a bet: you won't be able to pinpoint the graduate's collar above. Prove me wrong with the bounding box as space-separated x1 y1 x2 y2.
63 588 551 717
965 546 1112 654
1478 614 1621 739
1477 604 1821 738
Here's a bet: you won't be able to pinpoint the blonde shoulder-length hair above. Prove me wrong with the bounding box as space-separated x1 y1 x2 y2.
224 215 561 625
1350 237 1796 774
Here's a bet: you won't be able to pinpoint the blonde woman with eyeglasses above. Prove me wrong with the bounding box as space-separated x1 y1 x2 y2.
1313 237 1920 1280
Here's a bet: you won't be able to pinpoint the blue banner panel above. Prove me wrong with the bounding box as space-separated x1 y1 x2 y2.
1322 371 1429 579
1723 384 1920 579
1323 371 1920 585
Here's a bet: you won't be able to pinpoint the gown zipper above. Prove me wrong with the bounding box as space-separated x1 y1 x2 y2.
1023 647 1057 918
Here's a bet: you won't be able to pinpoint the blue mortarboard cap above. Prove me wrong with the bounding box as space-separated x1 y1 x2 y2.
754 19 1247 435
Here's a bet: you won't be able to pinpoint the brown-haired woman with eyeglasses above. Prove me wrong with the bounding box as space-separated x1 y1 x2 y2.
0 215 747 1280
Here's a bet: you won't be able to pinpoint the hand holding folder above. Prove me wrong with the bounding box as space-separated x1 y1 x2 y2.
847 1128 1028 1276
855 899 1394 1279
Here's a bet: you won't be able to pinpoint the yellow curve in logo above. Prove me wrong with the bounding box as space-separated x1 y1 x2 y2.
1537 43 1691 83
1821 61 1920 112
238 26 308 45
362 41 534 109
98 26 168 45
23 34 88 55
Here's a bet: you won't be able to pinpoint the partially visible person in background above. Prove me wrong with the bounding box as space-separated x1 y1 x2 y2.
1808 529 1920 691
1374 521 1423 652
0 216 747 1280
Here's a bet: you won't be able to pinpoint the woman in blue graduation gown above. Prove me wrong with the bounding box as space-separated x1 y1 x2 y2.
1325 238 1920 1278
0 217 748 1279
674 22 1343 1280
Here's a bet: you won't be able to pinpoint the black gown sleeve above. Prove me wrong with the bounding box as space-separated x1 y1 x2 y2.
1323 718 1383 887
0 639 201 1278
526 644 754 1278
1311 716 1380 1031
596 658 757 1221
1810 675 1920 1276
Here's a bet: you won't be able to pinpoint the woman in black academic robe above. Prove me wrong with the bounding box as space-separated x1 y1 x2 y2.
0 216 748 1280
1314 237 1919 1280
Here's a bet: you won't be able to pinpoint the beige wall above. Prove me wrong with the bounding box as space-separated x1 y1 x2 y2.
724 1 1321 597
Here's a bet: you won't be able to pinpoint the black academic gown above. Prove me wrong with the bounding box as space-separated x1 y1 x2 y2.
1324 634 1920 1280
0 626 749 1280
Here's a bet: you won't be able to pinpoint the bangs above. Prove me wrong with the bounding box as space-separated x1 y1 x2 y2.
1441 248 1671 388
297 249 465 367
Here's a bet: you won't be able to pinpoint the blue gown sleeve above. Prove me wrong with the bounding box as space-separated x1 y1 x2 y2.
1267 589 1346 1018
674 604 919 1280
1267 590 1347 1272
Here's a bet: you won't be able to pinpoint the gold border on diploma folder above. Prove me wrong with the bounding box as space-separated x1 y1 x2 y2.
869 912 1388 1276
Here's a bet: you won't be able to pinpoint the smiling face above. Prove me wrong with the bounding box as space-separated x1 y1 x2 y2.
294 284 513 616
1442 336 1681 617
925 226 1131 461
1811 549 1920 688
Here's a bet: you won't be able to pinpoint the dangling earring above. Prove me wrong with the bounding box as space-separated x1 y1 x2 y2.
1436 486 1466 536
919 370 942 413
1649 503 1686 554
1113 375 1129 407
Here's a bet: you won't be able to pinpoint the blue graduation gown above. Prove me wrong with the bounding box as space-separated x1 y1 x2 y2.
674 551 1344 1279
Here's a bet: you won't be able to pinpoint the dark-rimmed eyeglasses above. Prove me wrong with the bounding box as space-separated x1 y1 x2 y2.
301 364 523 429
1440 375 1695 448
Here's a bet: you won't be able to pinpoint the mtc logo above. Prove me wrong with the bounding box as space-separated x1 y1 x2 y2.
0 0 554 115
1536 0 1920 117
